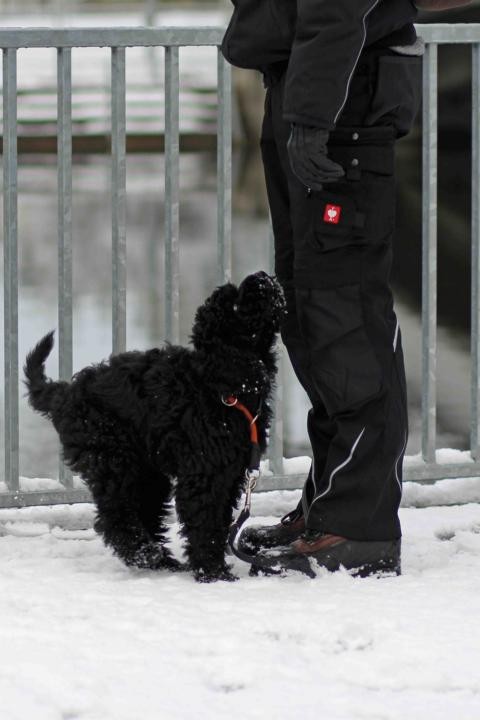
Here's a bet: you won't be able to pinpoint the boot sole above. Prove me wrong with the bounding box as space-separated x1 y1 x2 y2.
250 539 401 579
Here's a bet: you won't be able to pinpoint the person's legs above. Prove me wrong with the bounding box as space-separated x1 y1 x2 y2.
266 69 403 540
244 48 421 572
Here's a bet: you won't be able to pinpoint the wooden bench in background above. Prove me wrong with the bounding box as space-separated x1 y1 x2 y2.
0 82 235 154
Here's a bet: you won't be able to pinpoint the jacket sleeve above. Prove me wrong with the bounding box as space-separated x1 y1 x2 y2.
283 0 384 130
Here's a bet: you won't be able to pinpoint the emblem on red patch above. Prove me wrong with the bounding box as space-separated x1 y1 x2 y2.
323 204 342 224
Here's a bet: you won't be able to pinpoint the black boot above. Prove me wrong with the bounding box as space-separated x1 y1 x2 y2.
249 529 402 578
237 506 305 554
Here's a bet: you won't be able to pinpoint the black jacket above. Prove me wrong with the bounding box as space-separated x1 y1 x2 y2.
221 0 419 129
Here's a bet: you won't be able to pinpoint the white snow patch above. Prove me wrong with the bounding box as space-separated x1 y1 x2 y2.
2 449 480 718
0 475 86 495
1 492 480 719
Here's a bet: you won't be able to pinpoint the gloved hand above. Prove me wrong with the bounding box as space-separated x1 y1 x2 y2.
287 123 345 191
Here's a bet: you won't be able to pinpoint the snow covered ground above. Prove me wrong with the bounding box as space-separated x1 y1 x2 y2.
2 475 480 720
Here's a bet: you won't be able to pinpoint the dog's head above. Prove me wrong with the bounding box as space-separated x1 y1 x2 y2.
191 271 286 353
235 271 286 339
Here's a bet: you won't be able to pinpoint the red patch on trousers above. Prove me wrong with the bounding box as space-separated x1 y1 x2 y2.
323 204 342 224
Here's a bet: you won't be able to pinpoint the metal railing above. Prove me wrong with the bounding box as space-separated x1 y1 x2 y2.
0 23 479 509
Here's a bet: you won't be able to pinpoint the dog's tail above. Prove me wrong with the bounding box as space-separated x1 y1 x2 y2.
24 331 67 417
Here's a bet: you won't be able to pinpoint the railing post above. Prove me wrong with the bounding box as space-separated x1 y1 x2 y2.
217 49 232 284
57 46 73 487
268 219 284 476
111 46 127 355
164 45 180 344
3 47 19 492
471 43 480 460
421 42 438 464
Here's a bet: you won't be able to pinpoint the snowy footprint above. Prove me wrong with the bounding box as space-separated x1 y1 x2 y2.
436 522 480 541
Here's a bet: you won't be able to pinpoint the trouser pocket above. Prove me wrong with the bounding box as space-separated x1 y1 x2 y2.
305 129 396 255
306 188 366 253
296 283 384 417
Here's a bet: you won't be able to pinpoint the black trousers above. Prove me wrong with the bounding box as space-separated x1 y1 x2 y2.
260 48 422 540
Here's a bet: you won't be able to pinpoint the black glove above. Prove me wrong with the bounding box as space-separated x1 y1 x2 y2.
287 123 345 191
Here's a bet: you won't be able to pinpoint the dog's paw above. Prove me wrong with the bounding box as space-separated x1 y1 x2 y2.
162 556 188 573
217 568 239 582
124 546 184 572
194 566 239 583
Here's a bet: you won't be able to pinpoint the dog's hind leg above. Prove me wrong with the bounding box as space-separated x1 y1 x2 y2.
69 432 179 571
175 464 245 582
134 470 183 570
58 409 180 571
91 467 181 571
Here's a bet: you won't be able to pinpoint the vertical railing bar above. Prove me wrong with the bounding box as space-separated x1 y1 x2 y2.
111 46 127 354
471 44 480 460
3 48 19 492
421 42 438 464
164 45 180 344
57 46 73 487
216 49 232 284
267 218 284 475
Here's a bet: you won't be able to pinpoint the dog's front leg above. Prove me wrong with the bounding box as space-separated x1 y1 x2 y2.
175 469 241 582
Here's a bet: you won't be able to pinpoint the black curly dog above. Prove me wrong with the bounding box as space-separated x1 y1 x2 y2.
24 271 285 581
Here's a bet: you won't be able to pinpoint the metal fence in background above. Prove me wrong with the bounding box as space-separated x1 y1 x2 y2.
0 23 480 509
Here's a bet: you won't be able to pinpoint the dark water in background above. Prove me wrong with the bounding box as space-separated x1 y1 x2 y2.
0 145 474 481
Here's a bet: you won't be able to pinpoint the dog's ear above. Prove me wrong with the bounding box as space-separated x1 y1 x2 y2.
190 282 239 351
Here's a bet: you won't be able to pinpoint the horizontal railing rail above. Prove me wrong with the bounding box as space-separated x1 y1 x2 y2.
1 23 479 509
0 26 226 47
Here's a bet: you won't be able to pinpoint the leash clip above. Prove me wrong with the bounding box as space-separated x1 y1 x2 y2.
244 471 258 512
